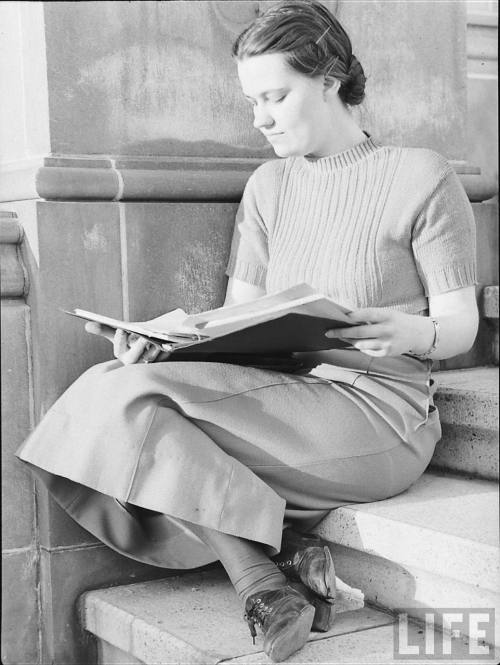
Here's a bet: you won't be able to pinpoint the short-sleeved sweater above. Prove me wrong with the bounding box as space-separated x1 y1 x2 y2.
226 136 477 315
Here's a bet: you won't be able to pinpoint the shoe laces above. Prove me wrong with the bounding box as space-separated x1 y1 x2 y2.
244 597 273 644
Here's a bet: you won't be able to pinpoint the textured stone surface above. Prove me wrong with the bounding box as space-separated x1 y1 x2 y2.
226 622 500 664
96 624 499 665
326 543 500 635
431 367 499 479
39 544 170 665
315 472 498 579
43 1 465 158
82 568 392 665
36 483 100 551
483 286 499 319
33 201 123 417
1 301 35 550
1 549 39 665
0 243 25 297
312 471 499 639
474 202 499 289
124 202 236 319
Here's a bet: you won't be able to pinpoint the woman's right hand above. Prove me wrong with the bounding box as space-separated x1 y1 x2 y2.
85 322 172 365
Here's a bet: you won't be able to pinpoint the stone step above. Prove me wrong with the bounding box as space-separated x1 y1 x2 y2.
81 569 499 664
431 367 499 479
81 568 390 664
81 472 499 662
312 471 499 642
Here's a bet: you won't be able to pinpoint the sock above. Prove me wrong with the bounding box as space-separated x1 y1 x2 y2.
180 519 287 603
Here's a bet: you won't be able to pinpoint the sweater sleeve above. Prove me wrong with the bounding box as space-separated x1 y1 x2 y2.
225 171 270 288
411 165 477 296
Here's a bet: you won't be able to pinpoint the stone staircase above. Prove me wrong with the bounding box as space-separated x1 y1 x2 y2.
80 362 499 664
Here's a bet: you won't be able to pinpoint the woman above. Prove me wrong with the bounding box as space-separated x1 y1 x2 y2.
17 1 478 661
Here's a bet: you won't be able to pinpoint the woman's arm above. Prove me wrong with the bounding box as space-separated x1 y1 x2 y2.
326 285 479 360
223 276 266 306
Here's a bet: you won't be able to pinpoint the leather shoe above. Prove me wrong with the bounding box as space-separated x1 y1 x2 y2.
244 586 314 662
273 528 336 600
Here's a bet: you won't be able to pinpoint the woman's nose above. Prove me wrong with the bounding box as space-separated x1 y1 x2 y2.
253 105 274 131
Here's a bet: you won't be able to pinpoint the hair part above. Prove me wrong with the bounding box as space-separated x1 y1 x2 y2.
232 0 366 107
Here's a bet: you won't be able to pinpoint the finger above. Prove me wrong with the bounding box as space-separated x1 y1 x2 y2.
359 348 388 357
127 333 140 346
346 308 388 324
113 329 130 358
140 343 162 363
352 340 384 351
326 324 385 339
121 337 153 365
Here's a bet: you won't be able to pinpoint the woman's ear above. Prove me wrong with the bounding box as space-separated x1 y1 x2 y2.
323 76 340 99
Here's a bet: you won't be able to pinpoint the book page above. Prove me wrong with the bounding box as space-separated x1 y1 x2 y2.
66 308 195 342
183 283 349 329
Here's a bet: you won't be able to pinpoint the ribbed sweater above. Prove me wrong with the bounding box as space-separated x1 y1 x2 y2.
226 137 477 315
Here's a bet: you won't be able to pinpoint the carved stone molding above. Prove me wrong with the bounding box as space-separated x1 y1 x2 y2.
35 156 264 202
32 155 492 203
0 212 28 298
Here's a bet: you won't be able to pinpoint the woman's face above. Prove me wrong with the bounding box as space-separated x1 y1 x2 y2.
237 52 337 158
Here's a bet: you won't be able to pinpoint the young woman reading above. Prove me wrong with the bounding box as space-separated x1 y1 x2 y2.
17 1 478 661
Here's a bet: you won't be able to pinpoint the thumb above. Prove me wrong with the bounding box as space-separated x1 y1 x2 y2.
85 322 116 342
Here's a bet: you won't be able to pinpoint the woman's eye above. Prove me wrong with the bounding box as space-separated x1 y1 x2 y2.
272 95 286 104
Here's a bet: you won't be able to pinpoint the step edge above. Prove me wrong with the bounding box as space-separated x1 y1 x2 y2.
316 506 499 589
82 593 220 665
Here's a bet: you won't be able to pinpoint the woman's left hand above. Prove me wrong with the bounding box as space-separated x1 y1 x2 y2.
325 308 434 357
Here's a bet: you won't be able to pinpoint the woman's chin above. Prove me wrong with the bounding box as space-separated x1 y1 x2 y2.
271 144 302 158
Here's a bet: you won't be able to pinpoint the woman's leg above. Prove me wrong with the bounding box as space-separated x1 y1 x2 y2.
183 519 315 662
183 520 287 602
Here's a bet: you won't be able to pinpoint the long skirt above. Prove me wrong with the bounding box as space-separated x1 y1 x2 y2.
16 350 441 569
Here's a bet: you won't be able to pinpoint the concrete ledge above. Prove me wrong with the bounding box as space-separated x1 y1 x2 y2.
29 156 494 202
432 367 499 479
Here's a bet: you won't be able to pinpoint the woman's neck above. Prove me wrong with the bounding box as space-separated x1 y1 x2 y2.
307 106 367 159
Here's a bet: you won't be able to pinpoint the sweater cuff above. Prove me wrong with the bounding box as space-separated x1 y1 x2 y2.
225 257 267 288
423 261 477 296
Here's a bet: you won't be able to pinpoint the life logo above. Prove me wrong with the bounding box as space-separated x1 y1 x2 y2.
393 608 497 660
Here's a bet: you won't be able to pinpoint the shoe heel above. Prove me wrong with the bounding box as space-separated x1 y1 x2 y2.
309 595 335 632
289 581 335 632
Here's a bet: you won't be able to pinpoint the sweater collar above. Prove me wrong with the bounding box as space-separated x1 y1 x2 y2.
299 135 381 173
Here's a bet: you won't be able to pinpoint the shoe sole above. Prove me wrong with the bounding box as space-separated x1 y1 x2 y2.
299 545 335 600
267 604 315 662
321 546 335 599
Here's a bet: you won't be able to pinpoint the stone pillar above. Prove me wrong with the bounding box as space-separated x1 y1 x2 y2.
0 2 496 663
1 213 39 665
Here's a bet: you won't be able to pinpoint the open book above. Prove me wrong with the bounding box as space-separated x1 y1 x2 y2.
65 284 357 364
